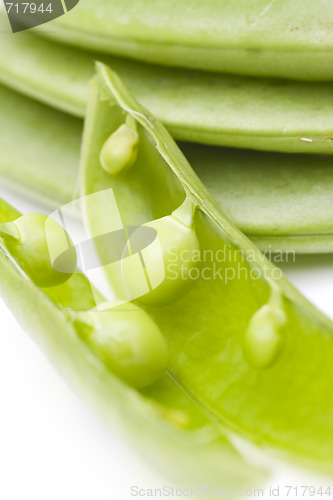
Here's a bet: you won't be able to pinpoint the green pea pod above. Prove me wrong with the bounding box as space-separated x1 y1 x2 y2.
1 83 333 254
80 63 333 466
0 196 265 488
1 22 333 155
36 0 333 81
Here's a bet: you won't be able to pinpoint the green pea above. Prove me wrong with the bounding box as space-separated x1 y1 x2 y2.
0 213 77 288
242 303 286 370
122 211 200 307
75 303 168 388
100 118 139 175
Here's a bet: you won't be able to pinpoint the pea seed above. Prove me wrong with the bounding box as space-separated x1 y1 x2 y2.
100 118 139 175
242 302 286 369
0 213 77 288
122 213 200 307
75 303 168 388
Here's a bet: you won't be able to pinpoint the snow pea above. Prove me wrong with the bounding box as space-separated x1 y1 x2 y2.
1 84 333 254
38 0 333 81
0 196 264 487
1 24 333 155
0 84 79 206
80 63 333 465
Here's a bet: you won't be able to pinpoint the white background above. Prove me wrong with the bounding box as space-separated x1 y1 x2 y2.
0 184 332 500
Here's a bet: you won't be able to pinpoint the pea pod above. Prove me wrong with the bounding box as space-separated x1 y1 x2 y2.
38 0 333 81
0 84 80 206
0 197 264 488
80 63 333 465
2 22 333 154
1 83 333 254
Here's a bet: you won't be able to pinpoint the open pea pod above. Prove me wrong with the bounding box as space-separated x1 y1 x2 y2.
0 196 265 489
1 83 333 254
2 21 333 155
80 64 333 467
37 0 333 81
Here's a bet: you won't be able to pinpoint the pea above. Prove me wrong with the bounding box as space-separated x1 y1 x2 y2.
122 212 200 307
3 32 333 156
0 213 77 288
242 304 286 369
75 303 168 388
2 61 333 468
242 285 286 369
0 203 261 486
78 65 333 463
100 117 139 175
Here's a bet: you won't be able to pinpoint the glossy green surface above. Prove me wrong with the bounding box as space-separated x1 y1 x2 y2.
37 0 333 80
1 26 333 154
1 84 333 253
80 64 333 464
0 197 264 488
0 85 79 205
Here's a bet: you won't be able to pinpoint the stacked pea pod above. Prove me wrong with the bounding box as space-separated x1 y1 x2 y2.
0 0 333 485
2 5 333 253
